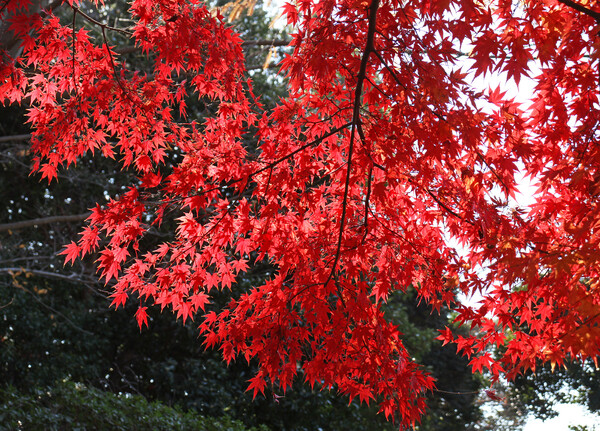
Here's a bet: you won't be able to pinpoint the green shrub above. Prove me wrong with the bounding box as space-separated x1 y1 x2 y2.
0 380 267 431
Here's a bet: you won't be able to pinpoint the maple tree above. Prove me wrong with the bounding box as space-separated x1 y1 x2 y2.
3 0 600 426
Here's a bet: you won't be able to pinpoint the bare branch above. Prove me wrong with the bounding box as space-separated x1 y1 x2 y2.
425 188 471 225
0 267 93 284
246 63 279 71
0 256 55 264
0 134 31 143
45 0 63 14
242 39 290 47
72 6 134 36
0 212 91 232
0 271 96 335
112 45 140 55
248 124 351 180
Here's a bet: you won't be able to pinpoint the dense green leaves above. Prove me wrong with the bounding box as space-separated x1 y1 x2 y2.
0 380 265 431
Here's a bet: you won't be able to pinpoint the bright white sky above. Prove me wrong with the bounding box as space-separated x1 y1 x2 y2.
524 403 600 431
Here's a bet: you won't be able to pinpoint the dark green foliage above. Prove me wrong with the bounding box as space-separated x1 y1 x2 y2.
0 380 265 431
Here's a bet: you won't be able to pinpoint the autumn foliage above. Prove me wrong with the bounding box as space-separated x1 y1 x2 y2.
2 0 600 425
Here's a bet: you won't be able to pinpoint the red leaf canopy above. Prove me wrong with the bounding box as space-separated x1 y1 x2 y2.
3 0 600 426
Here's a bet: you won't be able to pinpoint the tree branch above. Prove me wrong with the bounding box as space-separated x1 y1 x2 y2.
557 0 600 21
246 63 279 71
0 267 94 284
247 123 352 180
242 39 290 47
72 6 134 36
0 270 96 335
425 188 472 225
0 212 90 232
327 0 380 285
0 134 31 143
556 0 600 88
45 0 64 14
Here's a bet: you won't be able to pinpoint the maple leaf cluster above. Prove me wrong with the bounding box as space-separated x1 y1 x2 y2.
3 0 600 426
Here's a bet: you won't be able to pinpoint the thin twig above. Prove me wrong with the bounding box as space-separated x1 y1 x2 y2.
113 39 290 55
71 6 134 36
362 166 372 244
242 39 290 47
242 123 351 185
0 297 14 309
0 267 96 285
72 9 78 97
101 25 129 97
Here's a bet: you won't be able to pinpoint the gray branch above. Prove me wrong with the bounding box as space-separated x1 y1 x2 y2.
0 134 31 144
0 213 91 232
0 267 90 284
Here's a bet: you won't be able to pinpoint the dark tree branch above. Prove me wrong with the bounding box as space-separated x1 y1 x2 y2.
72 6 134 36
0 271 96 335
0 134 31 143
45 0 63 14
0 267 108 299
0 256 55 264
248 123 352 179
1 0 42 58
0 212 90 232
246 63 279 71
367 205 434 270
425 188 471 224
112 45 140 55
362 166 372 244
0 297 14 309
242 39 290 47
327 0 380 285
556 0 600 89
0 267 92 284
557 0 600 21
356 122 372 243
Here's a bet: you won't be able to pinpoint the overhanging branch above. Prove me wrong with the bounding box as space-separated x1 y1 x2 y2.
327 0 380 284
557 0 600 21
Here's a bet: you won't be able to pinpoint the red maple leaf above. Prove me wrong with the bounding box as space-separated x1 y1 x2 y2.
60 241 80 266
135 306 149 329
